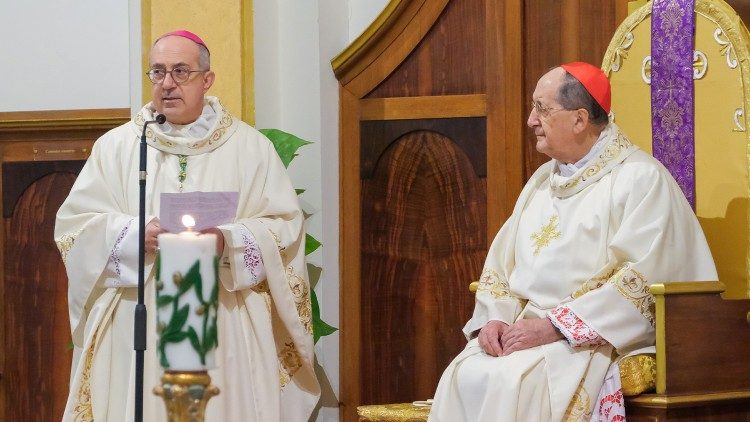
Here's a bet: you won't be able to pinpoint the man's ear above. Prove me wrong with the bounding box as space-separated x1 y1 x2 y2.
572 108 590 134
202 71 216 92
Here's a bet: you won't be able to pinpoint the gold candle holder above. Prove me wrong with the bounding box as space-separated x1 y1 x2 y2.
154 371 220 421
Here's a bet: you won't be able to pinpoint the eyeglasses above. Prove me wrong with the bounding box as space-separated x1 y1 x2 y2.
530 99 568 119
146 66 207 84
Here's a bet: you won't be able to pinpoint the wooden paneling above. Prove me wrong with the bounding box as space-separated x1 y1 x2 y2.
367 0 486 98
360 118 486 178
360 94 486 121
360 130 485 405
3 169 77 421
0 109 126 421
663 294 750 395
522 0 626 179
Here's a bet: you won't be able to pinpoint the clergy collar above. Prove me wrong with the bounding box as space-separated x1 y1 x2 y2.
133 96 238 156
549 123 639 197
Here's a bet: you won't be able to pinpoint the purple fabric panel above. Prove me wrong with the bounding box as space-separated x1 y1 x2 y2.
651 0 696 207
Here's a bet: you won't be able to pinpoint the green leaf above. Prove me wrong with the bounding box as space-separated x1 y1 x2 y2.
155 253 161 281
305 234 321 255
179 261 200 295
186 326 203 362
310 289 337 343
204 321 218 351
159 344 170 368
165 304 190 335
259 128 313 168
156 294 173 308
295 188 306 195
161 331 189 343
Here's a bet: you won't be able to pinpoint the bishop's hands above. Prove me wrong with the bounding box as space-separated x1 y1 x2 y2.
145 219 166 254
478 320 509 356
144 219 225 256
479 318 565 357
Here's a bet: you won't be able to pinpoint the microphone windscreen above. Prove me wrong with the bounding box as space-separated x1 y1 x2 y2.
155 114 167 124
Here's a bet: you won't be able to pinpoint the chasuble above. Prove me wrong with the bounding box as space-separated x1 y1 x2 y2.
55 97 320 421
429 123 716 421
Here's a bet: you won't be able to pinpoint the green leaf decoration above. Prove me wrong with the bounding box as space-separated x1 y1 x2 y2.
186 326 204 364
165 304 190 336
305 234 321 255
155 253 161 281
156 294 173 308
162 331 189 343
310 289 337 344
179 261 200 295
205 321 218 351
259 128 312 168
295 188 306 195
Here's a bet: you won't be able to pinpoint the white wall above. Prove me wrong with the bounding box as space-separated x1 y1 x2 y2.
254 1 387 420
0 0 133 112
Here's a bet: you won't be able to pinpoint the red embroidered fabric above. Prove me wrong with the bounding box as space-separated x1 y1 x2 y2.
548 305 608 347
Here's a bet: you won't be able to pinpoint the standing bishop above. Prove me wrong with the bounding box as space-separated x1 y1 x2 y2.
55 30 320 421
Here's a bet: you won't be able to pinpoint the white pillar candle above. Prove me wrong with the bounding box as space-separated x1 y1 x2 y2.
156 216 218 371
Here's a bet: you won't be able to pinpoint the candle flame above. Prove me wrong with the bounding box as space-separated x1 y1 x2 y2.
182 214 196 230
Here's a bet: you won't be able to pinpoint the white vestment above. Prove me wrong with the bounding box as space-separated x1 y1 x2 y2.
55 97 320 421
429 123 717 421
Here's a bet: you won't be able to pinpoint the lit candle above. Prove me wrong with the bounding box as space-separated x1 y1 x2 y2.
156 214 219 371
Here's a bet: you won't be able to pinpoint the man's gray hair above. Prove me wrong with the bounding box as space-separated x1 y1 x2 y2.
558 72 608 125
197 44 210 70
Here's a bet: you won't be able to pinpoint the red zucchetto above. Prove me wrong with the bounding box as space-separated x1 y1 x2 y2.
561 62 611 114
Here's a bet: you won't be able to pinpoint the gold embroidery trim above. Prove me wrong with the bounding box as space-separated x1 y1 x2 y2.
530 215 561 255
476 268 510 299
72 334 96 422
286 267 313 334
572 263 655 326
556 131 634 191
277 340 303 387
134 103 234 151
563 380 592 421
56 231 81 264
251 280 273 315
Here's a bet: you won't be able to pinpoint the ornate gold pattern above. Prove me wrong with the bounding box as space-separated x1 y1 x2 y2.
610 32 635 72
153 371 220 421
602 2 653 75
572 265 618 299
612 264 655 326
72 334 96 422
554 132 634 192
619 354 657 396
476 268 510 299
286 267 313 334
278 341 303 387
251 280 273 314
357 402 431 422
714 27 739 68
269 229 287 261
530 215 561 255
56 231 80 264
134 102 235 151
563 381 592 421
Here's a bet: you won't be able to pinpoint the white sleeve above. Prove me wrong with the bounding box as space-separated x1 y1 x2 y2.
217 223 266 291
102 216 156 288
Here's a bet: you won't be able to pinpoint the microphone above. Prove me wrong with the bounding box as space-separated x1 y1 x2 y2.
134 111 164 422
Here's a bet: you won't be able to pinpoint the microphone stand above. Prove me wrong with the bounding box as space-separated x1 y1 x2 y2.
135 114 165 422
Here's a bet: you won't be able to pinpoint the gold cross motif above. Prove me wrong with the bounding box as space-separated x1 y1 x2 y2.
531 215 561 255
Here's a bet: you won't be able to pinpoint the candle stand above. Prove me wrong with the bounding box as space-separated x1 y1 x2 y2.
154 371 219 422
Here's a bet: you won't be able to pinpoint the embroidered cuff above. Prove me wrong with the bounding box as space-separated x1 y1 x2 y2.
240 226 265 283
548 305 608 348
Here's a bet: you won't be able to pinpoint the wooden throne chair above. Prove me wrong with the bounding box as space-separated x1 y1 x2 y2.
357 1 750 420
